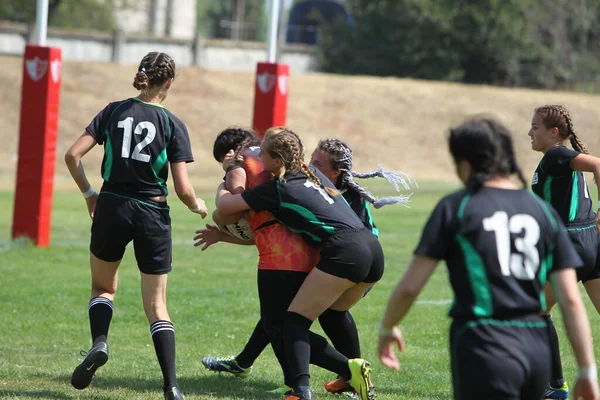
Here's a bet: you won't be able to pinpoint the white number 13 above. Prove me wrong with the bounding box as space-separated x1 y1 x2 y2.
483 211 540 280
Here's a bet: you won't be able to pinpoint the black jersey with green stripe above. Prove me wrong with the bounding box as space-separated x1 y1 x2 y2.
341 186 379 237
86 98 194 197
415 187 582 320
531 146 594 225
241 168 364 245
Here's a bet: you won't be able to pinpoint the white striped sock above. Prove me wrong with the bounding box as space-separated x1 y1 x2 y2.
88 296 113 310
151 320 175 336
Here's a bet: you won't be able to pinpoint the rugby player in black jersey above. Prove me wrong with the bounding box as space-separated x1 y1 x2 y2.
378 116 598 400
530 104 600 399
216 127 382 400
65 52 208 400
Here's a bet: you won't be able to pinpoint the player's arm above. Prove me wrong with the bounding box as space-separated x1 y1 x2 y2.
380 255 438 329
226 167 247 194
215 167 247 223
212 208 242 228
571 154 600 233
171 161 208 218
215 182 252 215
378 255 439 369
65 131 96 193
64 131 98 219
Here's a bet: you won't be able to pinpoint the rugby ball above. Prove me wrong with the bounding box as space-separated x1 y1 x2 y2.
225 217 254 241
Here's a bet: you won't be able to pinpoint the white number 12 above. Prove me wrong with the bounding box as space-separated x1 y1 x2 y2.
117 117 156 163
483 211 540 280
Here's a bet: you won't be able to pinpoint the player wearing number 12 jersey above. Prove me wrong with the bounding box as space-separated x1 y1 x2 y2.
65 52 208 400
378 117 598 400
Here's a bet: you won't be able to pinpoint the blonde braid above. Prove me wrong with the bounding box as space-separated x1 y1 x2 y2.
562 110 589 154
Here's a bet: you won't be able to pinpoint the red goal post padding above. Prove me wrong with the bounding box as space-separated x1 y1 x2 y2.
252 62 289 138
12 44 62 247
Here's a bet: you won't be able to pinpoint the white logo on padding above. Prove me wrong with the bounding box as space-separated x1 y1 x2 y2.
532 172 538 185
26 57 48 81
278 74 288 95
257 72 276 94
50 59 61 83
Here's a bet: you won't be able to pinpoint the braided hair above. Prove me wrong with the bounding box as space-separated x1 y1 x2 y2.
132 52 176 92
449 116 527 191
535 105 589 154
263 127 340 196
316 138 415 208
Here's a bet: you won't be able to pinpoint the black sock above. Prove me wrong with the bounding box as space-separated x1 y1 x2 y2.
319 309 361 359
263 322 294 387
236 320 270 368
284 311 313 388
308 332 350 380
545 314 565 388
88 297 113 346
151 320 178 390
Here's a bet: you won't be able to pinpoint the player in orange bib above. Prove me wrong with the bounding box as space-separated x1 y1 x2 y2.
197 128 414 396
196 128 325 393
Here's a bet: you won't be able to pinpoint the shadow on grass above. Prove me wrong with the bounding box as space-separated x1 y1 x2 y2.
37 371 282 399
0 389 111 399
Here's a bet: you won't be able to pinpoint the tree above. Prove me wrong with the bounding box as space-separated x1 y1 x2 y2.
197 0 267 40
0 0 116 32
317 0 600 90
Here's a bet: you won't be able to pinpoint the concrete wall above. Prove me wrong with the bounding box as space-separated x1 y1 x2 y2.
0 22 317 73
114 0 198 39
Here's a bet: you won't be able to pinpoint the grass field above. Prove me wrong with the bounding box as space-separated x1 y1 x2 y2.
0 183 597 400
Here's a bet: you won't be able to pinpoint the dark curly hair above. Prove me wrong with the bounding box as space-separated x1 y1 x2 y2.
213 127 258 162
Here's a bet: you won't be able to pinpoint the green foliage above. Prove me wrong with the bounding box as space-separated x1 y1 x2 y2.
0 0 38 23
50 0 116 32
318 0 600 91
197 0 267 41
0 0 116 31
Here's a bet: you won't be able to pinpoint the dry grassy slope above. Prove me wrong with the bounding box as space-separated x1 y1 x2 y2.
2 55 600 191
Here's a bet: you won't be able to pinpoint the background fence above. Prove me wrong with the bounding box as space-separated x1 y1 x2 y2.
0 21 317 73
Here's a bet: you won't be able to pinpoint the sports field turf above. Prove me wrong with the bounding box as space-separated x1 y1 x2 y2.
0 183 596 399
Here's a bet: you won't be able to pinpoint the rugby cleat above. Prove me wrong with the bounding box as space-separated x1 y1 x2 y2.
284 387 313 400
164 386 185 400
544 381 569 399
71 341 109 389
347 359 375 400
201 355 252 377
324 377 359 398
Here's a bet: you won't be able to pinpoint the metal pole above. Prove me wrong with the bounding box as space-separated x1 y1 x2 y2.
266 0 280 63
166 0 174 36
35 0 49 46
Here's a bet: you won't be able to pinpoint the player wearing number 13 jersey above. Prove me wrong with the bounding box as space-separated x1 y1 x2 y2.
378 117 598 400
65 52 208 400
